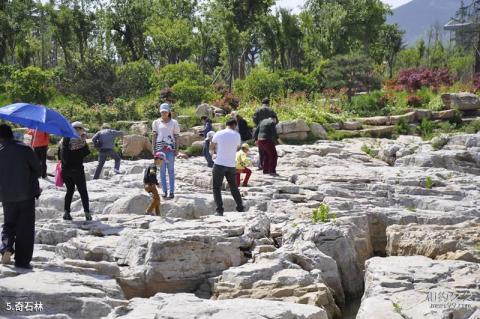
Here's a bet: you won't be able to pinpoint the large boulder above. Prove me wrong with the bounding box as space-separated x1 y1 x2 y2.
277 119 310 135
311 123 328 139
441 92 480 111
108 193 151 215
177 131 203 148
105 293 328 319
122 135 153 158
195 103 215 119
129 122 149 136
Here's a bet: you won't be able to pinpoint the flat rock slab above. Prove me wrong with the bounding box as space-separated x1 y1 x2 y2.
0 266 125 318
386 221 480 262
357 256 480 319
105 293 328 319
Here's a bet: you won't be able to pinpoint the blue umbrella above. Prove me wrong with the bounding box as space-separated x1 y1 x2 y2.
0 103 79 138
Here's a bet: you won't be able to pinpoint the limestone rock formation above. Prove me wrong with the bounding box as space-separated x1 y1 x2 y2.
357 256 480 319
386 221 480 262
442 92 480 111
105 293 328 319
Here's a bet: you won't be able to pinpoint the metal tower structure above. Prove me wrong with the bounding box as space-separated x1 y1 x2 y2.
444 0 480 72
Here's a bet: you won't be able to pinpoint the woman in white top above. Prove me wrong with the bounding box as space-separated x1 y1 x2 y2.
152 103 180 199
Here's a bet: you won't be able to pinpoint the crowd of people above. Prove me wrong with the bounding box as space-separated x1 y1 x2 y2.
0 98 280 268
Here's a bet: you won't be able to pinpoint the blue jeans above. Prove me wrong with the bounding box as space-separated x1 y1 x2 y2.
203 140 214 168
159 151 175 194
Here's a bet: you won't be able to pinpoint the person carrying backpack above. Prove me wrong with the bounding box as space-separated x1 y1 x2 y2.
92 123 123 179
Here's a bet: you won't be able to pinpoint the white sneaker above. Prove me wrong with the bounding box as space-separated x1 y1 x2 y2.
114 169 121 174
1 251 12 265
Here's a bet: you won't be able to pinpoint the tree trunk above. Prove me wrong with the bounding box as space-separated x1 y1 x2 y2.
475 35 480 73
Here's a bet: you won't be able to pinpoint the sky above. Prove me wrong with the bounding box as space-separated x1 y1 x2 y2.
276 0 413 13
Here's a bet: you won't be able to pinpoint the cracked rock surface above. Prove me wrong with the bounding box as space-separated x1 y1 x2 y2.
0 133 478 318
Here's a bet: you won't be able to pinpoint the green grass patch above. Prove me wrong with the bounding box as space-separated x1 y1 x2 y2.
312 203 336 223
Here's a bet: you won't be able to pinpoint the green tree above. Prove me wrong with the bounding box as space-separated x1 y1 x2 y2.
7 66 54 103
371 24 404 78
105 0 149 61
322 54 380 101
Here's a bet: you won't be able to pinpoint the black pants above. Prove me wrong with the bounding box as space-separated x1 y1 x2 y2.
212 164 243 214
34 146 48 178
62 168 89 213
0 198 35 266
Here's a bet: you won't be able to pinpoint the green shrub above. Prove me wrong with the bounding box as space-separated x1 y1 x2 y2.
347 91 386 117
280 70 315 95
395 118 410 135
68 57 116 105
361 144 375 157
321 54 381 100
0 64 16 93
312 203 336 223
172 80 216 107
152 61 207 88
464 120 480 134
426 94 444 111
234 68 283 101
416 87 434 105
425 176 433 189
437 121 457 133
7 66 54 104
111 98 140 121
448 110 463 127
417 118 434 139
183 143 204 156
113 59 154 98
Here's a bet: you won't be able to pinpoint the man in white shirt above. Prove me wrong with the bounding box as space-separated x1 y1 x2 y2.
211 118 244 216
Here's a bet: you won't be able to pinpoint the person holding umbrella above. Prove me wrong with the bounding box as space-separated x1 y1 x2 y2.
26 129 50 178
0 103 81 221
0 124 41 268
59 122 91 221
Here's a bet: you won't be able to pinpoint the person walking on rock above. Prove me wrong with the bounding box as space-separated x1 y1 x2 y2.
0 124 41 268
92 123 123 179
26 129 49 178
59 122 91 221
211 118 244 216
199 116 213 137
252 98 277 170
254 117 279 176
231 112 252 143
203 131 215 168
144 152 166 216
152 103 180 199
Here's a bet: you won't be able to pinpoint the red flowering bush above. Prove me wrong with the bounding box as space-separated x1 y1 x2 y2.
396 67 454 92
214 91 240 112
377 92 396 108
407 95 422 107
473 73 480 93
